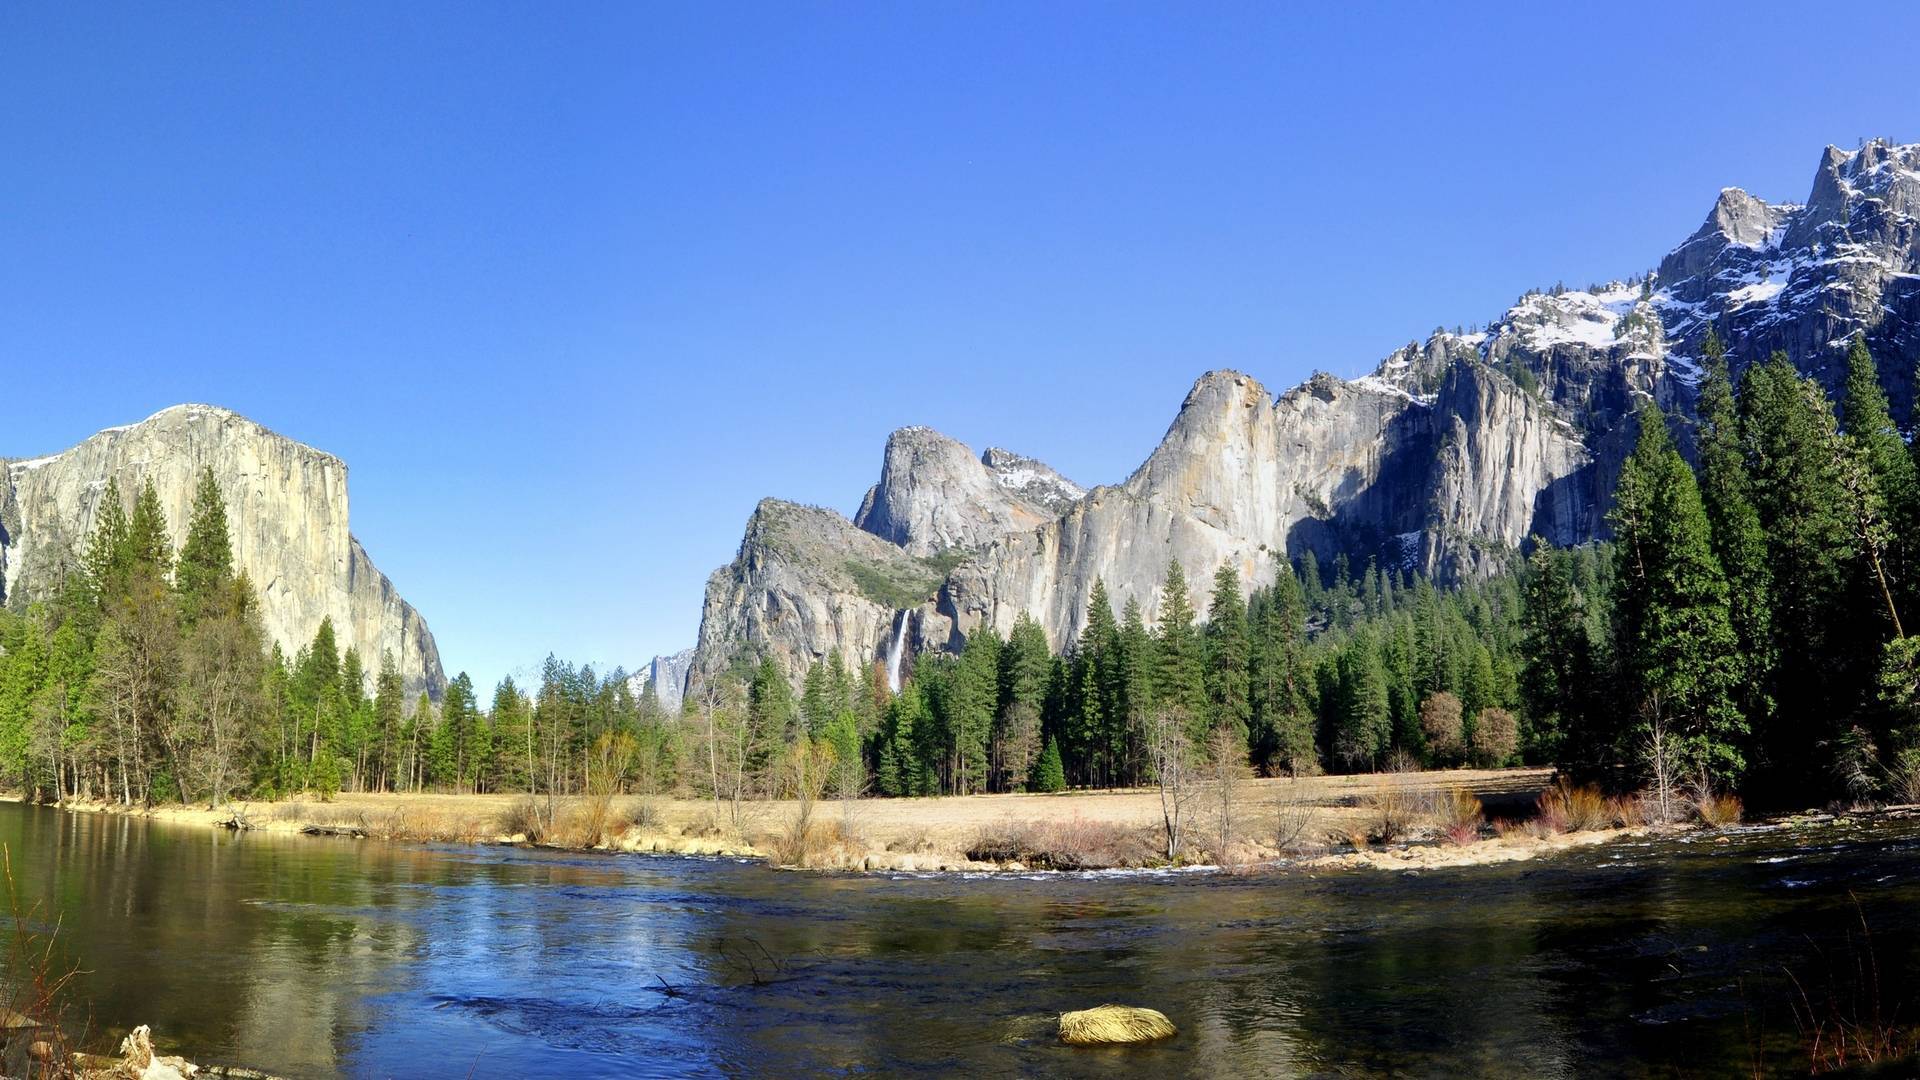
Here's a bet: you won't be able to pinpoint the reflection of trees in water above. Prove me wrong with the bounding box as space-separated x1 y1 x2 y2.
12 804 1920 1078
1 807 409 1074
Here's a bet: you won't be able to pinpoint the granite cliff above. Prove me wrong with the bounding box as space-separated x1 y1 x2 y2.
1 404 446 700
689 140 1920 689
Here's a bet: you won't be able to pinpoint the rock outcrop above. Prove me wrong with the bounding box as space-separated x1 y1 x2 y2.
628 648 694 715
690 140 1920 685
1 405 445 700
853 426 1081 556
692 499 956 691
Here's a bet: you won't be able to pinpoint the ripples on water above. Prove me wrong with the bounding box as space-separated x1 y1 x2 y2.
3 804 1917 1078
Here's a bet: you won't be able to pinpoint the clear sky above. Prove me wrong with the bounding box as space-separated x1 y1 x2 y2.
5 3 1917 691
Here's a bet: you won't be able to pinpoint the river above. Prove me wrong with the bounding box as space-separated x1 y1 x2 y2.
3 801 1916 1078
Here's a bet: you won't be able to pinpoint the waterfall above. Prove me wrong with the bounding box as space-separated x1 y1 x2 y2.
884 610 910 693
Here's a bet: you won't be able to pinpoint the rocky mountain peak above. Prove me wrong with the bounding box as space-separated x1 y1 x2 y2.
691 139 1920 690
853 425 1076 556
979 447 1083 515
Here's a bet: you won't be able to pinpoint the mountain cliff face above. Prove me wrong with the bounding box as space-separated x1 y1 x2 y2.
1 404 446 700
690 140 1920 688
853 427 1083 556
627 648 695 716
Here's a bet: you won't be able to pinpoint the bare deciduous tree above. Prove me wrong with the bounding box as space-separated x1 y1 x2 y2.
1147 706 1199 862
1204 723 1252 865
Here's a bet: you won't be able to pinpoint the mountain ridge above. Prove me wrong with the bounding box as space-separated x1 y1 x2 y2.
682 139 1920 693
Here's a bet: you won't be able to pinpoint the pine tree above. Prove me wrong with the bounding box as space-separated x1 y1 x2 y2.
949 629 1000 794
1520 544 1593 771
1031 735 1067 793
1202 564 1251 742
1249 560 1315 775
126 478 174 582
1694 329 1774 726
1111 598 1155 785
1078 581 1121 770
1331 629 1391 772
1739 354 1859 790
800 659 833 738
84 477 133 605
1153 559 1207 736
1609 403 1744 785
175 467 233 625
1840 332 1914 638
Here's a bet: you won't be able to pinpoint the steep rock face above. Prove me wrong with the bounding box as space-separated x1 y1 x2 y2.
692 139 1920 676
853 427 1081 555
627 648 694 715
1 405 445 700
692 499 954 689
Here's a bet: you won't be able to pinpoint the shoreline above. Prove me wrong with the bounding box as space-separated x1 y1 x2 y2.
0 767 1676 876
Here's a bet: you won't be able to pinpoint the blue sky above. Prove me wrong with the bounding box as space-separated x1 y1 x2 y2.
5 3 1917 691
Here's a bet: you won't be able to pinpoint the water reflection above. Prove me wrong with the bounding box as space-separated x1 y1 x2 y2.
1 804 1914 1078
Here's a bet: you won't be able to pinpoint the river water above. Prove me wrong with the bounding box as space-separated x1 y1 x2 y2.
3 802 1917 1078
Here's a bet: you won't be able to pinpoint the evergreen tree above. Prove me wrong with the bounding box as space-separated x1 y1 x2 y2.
1031 735 1067 793
175 467 233 625
1840 332 1914 639
1740 354 1858 791
1249 562 1315 774
1202 564 1251 742
1609 404 1744 786
126 478 174 582
948 629 1000 794
1520 544 1593 770
800 659 833 738
83 477 133 605
1331 629 1391 771
1111 598 1155 785
1694 329 1774 726
1152 559 1207 735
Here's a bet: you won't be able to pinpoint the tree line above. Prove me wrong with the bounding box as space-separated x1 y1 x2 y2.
3 331 1916 811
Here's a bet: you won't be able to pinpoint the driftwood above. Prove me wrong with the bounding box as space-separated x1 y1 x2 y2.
297 824 366 839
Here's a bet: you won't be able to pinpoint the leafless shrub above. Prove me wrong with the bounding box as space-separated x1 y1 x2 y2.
1470 707 1519 767
0 848 82 1076
1147 706 1200 861
1884 748 1920 806
1204 724 1253 865
1362 763 1420 843
965 816 1150 870
498 796 548 844
884 826 935 854
1271 783 1321 855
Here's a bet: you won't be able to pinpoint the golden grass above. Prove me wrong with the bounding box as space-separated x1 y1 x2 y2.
1537 780 1612 833
1058 1005 1176 1046
1437 789 1485 846
1692 790 1742 828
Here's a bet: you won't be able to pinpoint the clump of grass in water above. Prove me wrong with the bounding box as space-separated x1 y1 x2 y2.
1748 893 1920 1074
